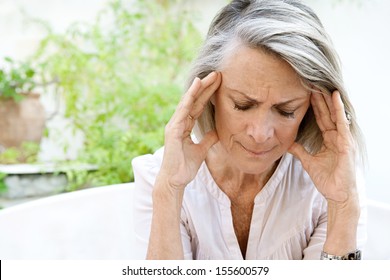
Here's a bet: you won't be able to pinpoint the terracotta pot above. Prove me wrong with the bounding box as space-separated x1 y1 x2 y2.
0 93 46 148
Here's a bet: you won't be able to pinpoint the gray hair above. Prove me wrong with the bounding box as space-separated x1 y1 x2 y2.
188 0 365 161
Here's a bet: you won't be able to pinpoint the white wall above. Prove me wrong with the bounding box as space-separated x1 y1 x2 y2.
0 0 110 161
308 0 390 204
1 0 389 203
0 0 109 58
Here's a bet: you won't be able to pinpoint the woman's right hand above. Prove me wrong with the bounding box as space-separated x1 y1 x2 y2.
147 72 221 259
159 71 222 190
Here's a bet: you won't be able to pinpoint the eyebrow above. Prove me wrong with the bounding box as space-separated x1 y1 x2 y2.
226 86 308 106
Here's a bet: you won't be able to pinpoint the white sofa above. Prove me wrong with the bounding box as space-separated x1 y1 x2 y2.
364 199 390 259
0 183 136 259
0 183 389 259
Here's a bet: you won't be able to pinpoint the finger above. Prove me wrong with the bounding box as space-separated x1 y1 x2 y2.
332 91 350 135
310 93 325 132
171 76 202 123
182 72 220 131
322 92 337 123
288 142 312 171
173 72 218 122
190 72 221 119
199 71 219 92
311 91 336 132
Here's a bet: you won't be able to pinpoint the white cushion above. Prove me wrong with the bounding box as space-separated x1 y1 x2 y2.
1 182 388 259
0 183 136 259
364 199 390 259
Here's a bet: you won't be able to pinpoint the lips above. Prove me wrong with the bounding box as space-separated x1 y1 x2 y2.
239 143 274 156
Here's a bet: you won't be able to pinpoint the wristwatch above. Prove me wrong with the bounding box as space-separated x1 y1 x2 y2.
320 249 362 260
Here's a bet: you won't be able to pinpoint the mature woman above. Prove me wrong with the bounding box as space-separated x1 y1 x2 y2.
133 0 366 260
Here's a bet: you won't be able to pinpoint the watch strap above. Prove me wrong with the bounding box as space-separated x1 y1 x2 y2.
320 249 362 260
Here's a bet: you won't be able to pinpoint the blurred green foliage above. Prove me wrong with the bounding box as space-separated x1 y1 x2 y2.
0 142 40 164
0 172 7 194
33 0 202 189
0 57 37 101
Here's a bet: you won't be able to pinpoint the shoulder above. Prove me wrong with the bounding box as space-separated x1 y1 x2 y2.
275 153 324 208
286 153 312 184
273 152 313 189
132 147 164 187
132 146 164 167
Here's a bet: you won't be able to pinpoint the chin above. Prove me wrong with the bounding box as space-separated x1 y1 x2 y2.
245 164 276 175
231 157 279 175
231 148 285 175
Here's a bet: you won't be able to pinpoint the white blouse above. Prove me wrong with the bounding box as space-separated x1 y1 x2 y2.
132 147 367 260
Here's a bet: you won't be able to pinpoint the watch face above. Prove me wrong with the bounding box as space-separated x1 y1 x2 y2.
345 250 362 260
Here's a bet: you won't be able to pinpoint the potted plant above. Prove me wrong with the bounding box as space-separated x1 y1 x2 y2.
31 0 202 188
0 57 46 158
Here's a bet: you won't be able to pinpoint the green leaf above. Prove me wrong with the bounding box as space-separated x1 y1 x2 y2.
26 0 202 189
0 172 8 194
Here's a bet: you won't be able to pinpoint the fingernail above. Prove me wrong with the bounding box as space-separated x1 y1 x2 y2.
192 77 200 85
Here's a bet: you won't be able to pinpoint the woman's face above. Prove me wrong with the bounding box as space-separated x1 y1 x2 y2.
213 45 311 174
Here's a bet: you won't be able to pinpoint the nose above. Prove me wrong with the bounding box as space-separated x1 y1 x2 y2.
247 110 274 144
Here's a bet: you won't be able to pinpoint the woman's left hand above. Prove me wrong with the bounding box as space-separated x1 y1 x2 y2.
289 90 361 255
288 90 357 204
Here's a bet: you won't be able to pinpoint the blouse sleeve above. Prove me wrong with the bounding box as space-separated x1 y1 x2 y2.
302 199 327 259
132 147 193 259
303 167 368 260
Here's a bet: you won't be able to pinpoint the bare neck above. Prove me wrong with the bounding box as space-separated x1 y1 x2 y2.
205 143 279 259
205 143 278 198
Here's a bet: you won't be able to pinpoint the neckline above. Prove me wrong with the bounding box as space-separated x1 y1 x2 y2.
196 152 293 259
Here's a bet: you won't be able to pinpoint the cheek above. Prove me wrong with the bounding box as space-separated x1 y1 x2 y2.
214 98 244 135
214 107 240 140
275 122 300 144
276 111 308 144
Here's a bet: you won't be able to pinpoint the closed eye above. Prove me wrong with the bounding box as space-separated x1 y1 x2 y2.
234 102 255 111
277 108 295 118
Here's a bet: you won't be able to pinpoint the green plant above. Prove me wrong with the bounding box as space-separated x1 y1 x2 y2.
0 172 7 194
0 57 48 164
33 0 202 188
0 172 5 210
0 57 38 101
0 142 40 164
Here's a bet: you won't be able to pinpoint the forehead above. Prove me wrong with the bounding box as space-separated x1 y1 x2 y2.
219 45 308 100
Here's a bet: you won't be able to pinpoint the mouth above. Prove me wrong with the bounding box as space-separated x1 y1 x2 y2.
239 143 274 157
